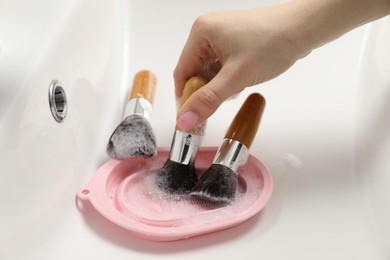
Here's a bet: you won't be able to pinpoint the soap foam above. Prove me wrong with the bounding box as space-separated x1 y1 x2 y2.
280 153 302 171
116 161 263 226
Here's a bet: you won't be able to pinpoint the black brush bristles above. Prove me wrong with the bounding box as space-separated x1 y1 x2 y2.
156 160 198 195
107 114 157 159
190 164 237 206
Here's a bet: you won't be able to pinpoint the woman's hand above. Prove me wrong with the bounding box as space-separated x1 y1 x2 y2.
174 0 390 131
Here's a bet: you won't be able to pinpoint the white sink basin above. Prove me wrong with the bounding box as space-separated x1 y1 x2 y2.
1 0 389 259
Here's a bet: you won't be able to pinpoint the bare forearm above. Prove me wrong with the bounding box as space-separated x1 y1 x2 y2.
295 0 390 50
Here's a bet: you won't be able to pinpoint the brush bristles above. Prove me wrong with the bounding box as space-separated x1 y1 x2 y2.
107 114 156 159
190 164 237 206
156 160 198 195
190 191 233 206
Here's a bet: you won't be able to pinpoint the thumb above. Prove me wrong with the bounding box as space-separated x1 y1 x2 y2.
176 64 243 132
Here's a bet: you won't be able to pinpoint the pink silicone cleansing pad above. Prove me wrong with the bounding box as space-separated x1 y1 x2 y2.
77 147 273 241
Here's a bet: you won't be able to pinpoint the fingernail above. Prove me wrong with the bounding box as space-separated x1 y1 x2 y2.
177 111 199 132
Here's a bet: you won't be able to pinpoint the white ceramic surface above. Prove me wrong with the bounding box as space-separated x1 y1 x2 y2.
1 0 389 259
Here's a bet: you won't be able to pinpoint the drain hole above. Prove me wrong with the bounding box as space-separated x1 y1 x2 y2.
49 80 67 122
55 89 65 112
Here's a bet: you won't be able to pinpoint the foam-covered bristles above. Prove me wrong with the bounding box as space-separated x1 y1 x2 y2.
190 164 237 206
107 114 156 159
156 160 198 195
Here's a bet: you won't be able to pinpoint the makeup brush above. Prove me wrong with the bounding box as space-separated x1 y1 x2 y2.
191 93 266 205
107 70 157 159
156 76 208 195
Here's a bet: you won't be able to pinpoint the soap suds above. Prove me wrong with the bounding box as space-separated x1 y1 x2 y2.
280 153 302 171
116 162 263 225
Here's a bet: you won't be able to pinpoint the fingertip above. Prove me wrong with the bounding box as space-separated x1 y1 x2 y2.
177 62 248 128
176 110 200 132
176 86 222 131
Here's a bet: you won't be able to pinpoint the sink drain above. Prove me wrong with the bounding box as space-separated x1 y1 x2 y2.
49 80 67 122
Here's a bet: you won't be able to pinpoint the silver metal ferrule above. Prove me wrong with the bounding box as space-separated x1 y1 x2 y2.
213 138 249 173
169 130 202 165
124 98 153 121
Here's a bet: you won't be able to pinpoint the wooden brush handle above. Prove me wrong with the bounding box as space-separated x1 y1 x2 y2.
176 76 208 132
224 93 266 149
180 76 208 106
129 70 157 104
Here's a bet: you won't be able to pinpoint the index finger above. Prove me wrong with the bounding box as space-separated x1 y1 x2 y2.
173 22 219 98
173 46 203 98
